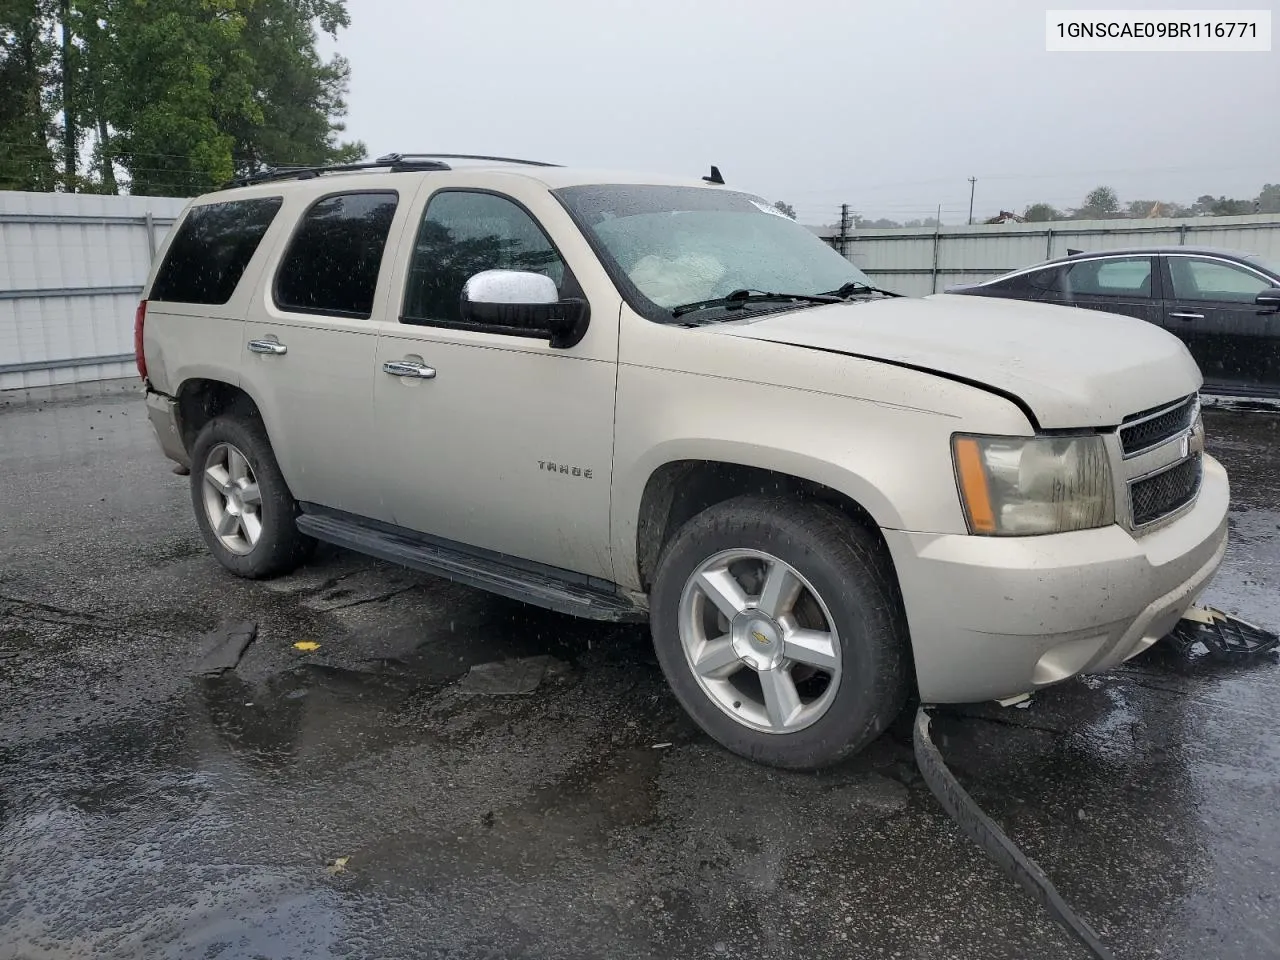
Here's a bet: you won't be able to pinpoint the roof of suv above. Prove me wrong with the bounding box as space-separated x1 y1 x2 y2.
205 161 731 205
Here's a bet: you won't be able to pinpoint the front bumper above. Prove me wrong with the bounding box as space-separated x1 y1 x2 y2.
145 389 189 468
884 452 1230 703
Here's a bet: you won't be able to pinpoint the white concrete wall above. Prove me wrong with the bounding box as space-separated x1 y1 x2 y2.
0 191 188 392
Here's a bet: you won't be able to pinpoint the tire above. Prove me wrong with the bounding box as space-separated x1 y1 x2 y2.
189 414 314 579
650 495 910 770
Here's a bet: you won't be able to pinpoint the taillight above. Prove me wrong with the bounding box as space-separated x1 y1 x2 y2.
134 300 148 380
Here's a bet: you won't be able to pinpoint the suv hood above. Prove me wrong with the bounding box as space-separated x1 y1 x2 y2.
715 293 1201 428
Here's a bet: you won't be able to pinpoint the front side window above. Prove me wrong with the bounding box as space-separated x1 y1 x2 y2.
553 185 876 320
275 191 399 318
1169 257 1271 303
150 197 283 305
1064 257 1153 298
402 191 566 326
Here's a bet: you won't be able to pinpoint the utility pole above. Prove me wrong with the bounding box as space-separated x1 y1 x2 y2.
60 0 75 190
967 177 976 225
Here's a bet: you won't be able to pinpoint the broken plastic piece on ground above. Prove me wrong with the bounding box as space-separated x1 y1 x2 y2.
1164 605 1279 661
652 742 673 749
996 692 1032 708
913 707 1115 960
326 856 349 875
457 655 559 695
293 641 321 652
195 621 259 676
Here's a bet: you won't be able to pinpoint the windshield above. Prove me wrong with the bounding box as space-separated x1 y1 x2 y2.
554 184 877 319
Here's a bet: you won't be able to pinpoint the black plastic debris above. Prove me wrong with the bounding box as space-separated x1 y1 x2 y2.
1163 606 1279 661
914 707 1116 960
195 620 259 676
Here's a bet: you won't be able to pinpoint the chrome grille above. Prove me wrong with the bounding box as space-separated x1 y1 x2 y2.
1119 395 1197 458
1129 454 1203 527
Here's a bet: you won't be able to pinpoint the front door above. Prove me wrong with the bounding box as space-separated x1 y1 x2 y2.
371 187 618 581
1060 255 1163 327
240 190 405 521
1162 254 1280 395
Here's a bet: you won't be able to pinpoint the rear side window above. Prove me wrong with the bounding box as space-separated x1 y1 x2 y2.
1065 257 1153 297
150 197 283 304
275 192 399 319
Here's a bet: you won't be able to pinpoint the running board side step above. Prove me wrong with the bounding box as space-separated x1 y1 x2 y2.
295 512 648 623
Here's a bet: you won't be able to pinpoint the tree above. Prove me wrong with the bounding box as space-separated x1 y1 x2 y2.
1075 185 1119 219
854 215 903 229
3 0 364 195
223 0 365 180
1210 196 1250 216
1023 203 1062 222
772 200 796 219
0 0 60 190
1257 184 1280 214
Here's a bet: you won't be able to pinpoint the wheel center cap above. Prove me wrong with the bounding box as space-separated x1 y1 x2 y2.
730 613 783 670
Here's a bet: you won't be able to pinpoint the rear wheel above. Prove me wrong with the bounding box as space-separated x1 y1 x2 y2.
650 496 909 769
189 415 313 579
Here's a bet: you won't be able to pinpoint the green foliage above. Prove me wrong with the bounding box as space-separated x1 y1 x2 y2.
1022 202 1062 222
0 0 363 195
1075 185 1120 219
0 0 60 189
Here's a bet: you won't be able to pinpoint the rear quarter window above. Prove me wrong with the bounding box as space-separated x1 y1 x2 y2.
149 197 284 304
274 191 399 319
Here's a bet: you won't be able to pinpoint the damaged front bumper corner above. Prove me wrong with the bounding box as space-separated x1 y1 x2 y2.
884 453 1230 703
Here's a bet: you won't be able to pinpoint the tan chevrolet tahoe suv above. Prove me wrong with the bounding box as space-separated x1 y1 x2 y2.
137 153 1229 769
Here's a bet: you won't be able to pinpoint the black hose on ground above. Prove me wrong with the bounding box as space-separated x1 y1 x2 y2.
913 706 1116 960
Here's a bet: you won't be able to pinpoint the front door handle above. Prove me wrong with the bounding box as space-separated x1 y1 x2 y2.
1168 312 1204 321
382 360 436 379
248 338 288 355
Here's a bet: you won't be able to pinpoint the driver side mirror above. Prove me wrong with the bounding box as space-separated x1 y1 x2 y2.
1256 287 1280 312
460 270 590 349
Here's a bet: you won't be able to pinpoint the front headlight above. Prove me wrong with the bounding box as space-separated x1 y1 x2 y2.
951 434 1115 536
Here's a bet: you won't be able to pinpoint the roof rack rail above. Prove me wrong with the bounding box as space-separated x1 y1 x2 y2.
375 152 562 168
226 156 451 188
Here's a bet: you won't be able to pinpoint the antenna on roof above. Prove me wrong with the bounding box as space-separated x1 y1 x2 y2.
703 165 725 185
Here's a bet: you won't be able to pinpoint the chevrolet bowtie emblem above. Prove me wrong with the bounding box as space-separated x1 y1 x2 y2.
751 630 771 645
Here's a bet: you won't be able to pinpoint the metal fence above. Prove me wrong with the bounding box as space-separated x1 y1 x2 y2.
5 192 1280 394
824 213 1280 297
0 191 188 392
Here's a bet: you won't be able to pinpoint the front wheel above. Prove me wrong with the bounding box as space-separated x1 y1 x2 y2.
650 496 910 770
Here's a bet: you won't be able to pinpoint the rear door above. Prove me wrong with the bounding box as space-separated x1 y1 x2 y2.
1060 255 1163 326
1161 254 1280 394
239 189 408 520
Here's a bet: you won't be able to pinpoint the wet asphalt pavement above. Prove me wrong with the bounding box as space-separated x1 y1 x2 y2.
1 392 1278 960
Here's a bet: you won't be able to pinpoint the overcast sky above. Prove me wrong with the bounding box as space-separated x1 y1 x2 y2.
326 0 1277 224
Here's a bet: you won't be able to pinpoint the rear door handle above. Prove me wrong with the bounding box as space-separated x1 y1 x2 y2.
248 338 287 355
1168 312 1204 320
382 360 436 379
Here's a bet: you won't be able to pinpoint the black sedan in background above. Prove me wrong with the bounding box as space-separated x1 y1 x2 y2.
947 246 1280 398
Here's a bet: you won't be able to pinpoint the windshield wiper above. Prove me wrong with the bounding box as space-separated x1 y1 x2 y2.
824 281 902 299
671 288 840 319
